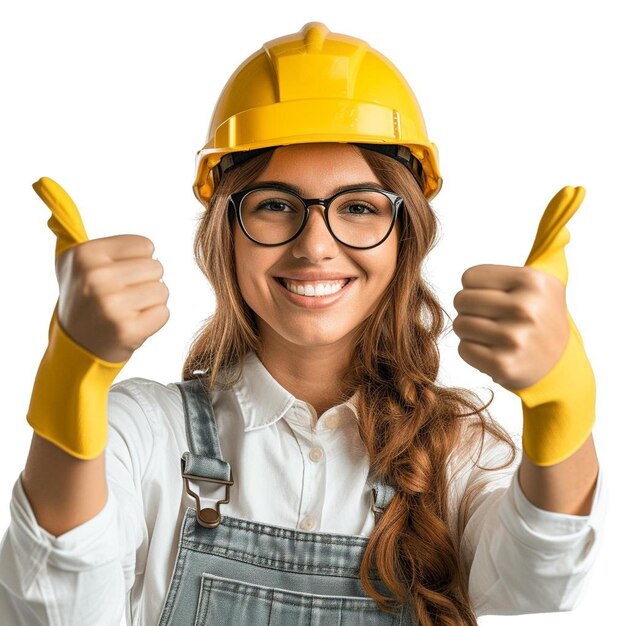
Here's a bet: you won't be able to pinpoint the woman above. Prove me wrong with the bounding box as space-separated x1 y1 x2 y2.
0 22 605 626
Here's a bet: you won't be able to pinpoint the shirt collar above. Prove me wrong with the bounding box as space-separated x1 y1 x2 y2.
232 351 360 432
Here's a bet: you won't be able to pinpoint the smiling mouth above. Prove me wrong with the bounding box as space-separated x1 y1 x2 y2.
274 277 354 297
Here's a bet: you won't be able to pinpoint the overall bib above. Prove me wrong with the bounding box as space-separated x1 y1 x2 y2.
157 377 414 625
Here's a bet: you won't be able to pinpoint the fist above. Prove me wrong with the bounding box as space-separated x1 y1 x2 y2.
451 264 570 390
55 234 170 363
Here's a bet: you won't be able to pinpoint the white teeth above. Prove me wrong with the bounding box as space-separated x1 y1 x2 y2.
281 278 349 297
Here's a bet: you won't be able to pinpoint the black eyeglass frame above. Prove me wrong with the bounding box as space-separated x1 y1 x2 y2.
228 183 404 250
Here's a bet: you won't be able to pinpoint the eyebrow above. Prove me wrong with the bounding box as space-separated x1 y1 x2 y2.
254 180 385 196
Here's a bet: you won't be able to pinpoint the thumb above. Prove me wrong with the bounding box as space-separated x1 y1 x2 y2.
32 177 89 258
523 185 585 288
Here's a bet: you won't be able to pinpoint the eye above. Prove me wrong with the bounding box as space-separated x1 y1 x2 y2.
337 202 380 215
253 198 301 213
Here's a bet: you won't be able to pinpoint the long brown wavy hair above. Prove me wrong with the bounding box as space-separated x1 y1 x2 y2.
182 145 518 625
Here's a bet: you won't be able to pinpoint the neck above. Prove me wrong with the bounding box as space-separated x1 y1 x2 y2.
256 325 356 420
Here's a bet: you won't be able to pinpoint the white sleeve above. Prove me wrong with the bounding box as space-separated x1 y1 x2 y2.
0 378 157 626
456 426 608 617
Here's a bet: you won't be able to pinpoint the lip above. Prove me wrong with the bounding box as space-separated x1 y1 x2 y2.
273 277 355 309
275 274 356 281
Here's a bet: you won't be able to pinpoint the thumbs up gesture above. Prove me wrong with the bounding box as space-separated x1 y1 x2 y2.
26 178 170 459
451 187 596 466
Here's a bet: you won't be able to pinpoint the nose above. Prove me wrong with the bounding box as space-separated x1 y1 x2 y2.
290 204 339 260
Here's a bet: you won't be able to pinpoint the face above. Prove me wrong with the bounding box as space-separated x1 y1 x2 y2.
233 142 400 353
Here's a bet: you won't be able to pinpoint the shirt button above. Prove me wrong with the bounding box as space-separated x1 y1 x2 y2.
299 515 316 531
325 414 339 429
309 447 324 462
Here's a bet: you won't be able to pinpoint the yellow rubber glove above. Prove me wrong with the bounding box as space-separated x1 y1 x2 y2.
506 186 596 466
26 177 127 460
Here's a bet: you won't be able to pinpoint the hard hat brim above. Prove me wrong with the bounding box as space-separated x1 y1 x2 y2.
193 98 442 202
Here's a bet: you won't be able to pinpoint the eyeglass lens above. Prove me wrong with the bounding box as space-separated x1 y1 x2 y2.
240 188 395 247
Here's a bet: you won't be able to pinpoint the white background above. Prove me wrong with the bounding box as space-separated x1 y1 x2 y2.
0 1 623 624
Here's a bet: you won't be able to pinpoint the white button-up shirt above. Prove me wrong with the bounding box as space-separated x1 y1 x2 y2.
0 350 607 625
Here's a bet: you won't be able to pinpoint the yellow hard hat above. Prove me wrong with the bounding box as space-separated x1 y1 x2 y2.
193 22 442 203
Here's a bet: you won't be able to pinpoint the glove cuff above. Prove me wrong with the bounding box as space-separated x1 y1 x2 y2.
26 304 127 460
511 310 596 466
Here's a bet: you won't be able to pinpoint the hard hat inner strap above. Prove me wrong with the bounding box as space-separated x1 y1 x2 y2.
215 143 424 192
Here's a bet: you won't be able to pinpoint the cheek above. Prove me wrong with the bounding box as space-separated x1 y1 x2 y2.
362 235 399 288
370 261 397 296
233 228 255 297
233 228 277 302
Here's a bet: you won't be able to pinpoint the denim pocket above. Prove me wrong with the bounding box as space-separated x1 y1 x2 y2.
194 572 404 626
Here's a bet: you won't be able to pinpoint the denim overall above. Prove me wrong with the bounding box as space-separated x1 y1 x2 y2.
157 377 414 625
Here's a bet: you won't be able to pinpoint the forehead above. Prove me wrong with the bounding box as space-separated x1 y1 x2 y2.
253 143 382 195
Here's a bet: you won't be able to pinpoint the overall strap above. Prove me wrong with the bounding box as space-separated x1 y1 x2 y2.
175 377 233 528
367 467 397 524
175 376 396 525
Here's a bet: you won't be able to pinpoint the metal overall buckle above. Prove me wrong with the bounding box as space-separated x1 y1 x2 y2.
370 487 386 524
180 457 234 528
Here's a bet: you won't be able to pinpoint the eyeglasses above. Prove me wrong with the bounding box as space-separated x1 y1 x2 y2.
228 183 404 249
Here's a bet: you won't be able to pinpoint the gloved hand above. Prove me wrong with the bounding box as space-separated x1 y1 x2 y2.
508 186 596 466
452 186 596 467
26 177 127 459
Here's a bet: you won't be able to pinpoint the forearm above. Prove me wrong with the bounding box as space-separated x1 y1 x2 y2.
1 457 126 626
468 438 605 616
518 432 599 515
21 432 108 537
